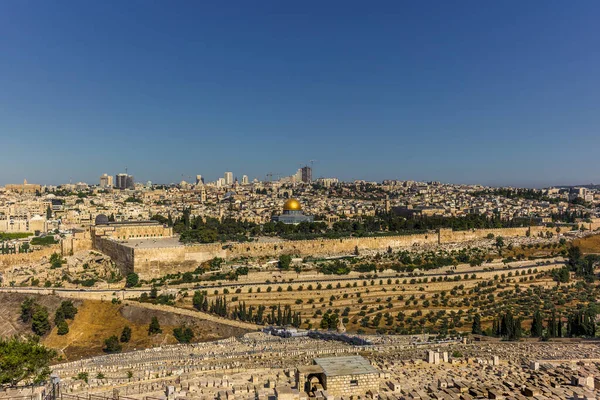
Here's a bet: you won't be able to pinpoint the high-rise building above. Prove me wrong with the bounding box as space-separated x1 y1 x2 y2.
301 166 312 183
115 174 126 189
99 173 113 188
224 172 233 186
115 173 134 190
195 175 204 185
295 169 303 183
242 175 249 185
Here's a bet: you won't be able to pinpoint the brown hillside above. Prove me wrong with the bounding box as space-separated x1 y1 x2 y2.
0 293 249 361
573 235 600 254
43 300 249 361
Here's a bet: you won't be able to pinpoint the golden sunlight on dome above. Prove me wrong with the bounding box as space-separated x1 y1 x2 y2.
283 198 302 211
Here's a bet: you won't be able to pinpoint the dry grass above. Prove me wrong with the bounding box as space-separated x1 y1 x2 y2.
573 235 600 254
43 300 245 361
44 301 165 361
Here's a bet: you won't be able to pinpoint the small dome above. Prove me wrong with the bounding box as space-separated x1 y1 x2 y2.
95 214 109 225
283 198 302 211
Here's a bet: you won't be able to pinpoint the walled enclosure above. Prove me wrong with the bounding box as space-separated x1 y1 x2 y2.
93 226 563 279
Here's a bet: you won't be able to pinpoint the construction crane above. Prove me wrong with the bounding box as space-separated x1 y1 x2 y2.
266 172 282 182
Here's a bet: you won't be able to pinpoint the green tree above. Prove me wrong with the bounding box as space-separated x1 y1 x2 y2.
46 206 52 219
120 326 132 343
20 298 37 323
56 320 69 336
58 301 78 319
148 317 162 335
103 335 122 353
495 236 505 256
31 306 50 336
530 310 543 338
49 253 63 269
125 273 139 288
278 254 292 270
552 267 570 284
173 325 194 343
0 336 56 387
193 291 207 311
471 313 482 335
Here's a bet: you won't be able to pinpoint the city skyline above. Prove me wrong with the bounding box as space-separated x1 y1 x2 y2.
2 2 600 396
1 166 599 189
1 1 600 187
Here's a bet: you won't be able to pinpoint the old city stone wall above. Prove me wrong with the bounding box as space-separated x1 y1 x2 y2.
438 226 566 243
94 225 575 279
93 237 135 276
90 223 173 241
133 246 191 280
0 245 60 271
60 232 93 255
185 232 437 259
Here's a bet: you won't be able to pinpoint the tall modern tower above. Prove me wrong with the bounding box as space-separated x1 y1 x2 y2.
99 173 113 188
224 172 233 186
301 166 312 183
115 173 134 189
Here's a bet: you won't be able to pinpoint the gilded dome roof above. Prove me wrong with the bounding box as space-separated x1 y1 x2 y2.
283 198 302 211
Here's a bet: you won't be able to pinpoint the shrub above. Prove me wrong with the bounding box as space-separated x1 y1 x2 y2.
120 326 132 343
125 273 139 288
148 317 162 335
77 372 89 383
173 325 194 343
103 335 122 353
57 320 69 336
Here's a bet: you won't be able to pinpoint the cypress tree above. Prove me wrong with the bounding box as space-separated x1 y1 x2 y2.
530 310 543 337
472 314 482 335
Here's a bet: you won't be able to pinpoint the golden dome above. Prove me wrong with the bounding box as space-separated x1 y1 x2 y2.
283 198 302 211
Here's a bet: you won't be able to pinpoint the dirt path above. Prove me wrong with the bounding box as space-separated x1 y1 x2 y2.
122 300 261 331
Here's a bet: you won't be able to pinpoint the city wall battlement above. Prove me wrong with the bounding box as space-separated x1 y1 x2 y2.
97 226 561 279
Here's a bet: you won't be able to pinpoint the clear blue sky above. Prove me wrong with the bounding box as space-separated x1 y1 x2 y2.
1 1 599 187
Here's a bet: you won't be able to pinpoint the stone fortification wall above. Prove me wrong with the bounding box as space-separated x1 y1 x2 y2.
60 232 92 255
93 237 135 276
186 232 437 259
129 234 436 279
97 225 572 279
587 218 600 231
133 246 191 280
438 226 561 243
91 223 173 241
0 245 60 271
